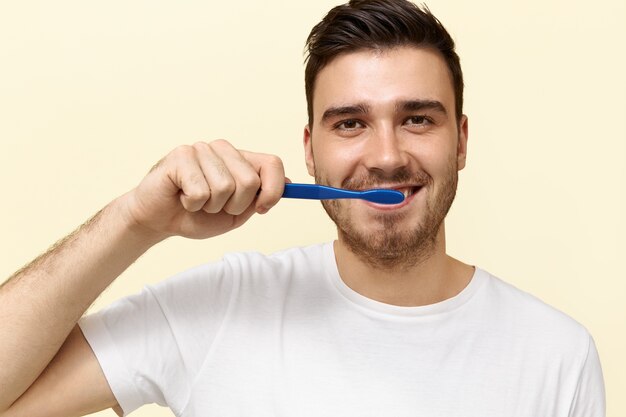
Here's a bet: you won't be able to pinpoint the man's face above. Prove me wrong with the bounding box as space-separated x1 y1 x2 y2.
304 46 468 269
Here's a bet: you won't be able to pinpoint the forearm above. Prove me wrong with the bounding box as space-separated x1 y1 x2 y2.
0 193 162 412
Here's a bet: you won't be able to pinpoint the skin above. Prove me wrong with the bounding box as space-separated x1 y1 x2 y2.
0 141 286 416
304 46 474 306
0 46 472 415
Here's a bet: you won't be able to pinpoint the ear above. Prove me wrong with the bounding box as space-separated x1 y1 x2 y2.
456 115 469 171
303 124 316 177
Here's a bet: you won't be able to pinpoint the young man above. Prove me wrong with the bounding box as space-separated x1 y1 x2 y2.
0 1 605 416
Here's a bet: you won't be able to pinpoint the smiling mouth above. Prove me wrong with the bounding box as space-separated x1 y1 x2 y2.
347 184 425 202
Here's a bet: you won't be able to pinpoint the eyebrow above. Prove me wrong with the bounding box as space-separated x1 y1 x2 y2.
396 99 448 116
321 103 370 124
320 99 448 125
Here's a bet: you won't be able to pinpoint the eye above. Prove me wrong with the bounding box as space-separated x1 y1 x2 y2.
335 119 364 130
404 115 433 127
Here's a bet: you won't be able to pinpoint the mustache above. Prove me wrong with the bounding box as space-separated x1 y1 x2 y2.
340 168 432 190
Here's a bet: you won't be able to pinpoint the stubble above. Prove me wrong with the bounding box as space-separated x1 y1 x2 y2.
318 158 458 271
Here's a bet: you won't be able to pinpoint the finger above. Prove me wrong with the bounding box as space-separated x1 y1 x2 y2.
206 140 262 215
230 201 258 230
240 151 285 214
192 141 237 214
169 146 211 212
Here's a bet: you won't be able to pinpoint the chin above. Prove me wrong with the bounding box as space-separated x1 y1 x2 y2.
337 213 442 270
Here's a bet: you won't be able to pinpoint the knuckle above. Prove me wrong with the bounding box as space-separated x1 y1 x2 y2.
265 154 284 170
192 141 210 152
213 176 236 195
239 173 261 192
186 190 209 203
187 171 205 185
186 180 210 200
209 138 230 149
171 144 195 161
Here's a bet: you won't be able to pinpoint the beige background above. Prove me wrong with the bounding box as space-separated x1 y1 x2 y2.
1 0 624 415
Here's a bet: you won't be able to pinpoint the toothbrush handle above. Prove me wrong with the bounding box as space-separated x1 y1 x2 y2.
281 183 404 204
282 183 358 200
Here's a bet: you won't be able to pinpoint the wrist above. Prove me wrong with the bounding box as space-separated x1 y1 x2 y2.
111 192 170 248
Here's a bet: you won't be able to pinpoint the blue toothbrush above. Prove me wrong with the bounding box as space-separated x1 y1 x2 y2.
282 183 404 205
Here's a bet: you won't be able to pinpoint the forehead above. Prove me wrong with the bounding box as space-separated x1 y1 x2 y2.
312 46 455 122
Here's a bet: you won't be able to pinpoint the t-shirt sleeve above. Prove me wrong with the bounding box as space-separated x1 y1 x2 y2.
568 334 606 417
79 260 234 416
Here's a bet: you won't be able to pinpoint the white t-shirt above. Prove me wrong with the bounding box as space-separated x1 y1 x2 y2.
79 242 605 417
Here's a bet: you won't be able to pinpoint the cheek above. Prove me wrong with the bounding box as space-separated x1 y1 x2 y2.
413 137 459 172
313 143 363 180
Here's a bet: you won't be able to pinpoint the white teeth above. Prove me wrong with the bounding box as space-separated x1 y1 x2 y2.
400 187 423 198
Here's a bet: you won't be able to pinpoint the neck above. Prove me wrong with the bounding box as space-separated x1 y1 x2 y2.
333 223 474 307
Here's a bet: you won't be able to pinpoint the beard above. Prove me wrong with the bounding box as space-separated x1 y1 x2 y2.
317 157 459 271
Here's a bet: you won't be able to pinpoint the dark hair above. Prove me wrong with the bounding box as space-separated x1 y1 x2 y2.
304 0 463 126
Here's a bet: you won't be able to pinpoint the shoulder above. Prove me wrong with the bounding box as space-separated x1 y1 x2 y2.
477 268 592 358
144 242 332 312
472 269 605 410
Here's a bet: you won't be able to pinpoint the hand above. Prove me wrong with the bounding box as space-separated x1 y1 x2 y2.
122 140 286 241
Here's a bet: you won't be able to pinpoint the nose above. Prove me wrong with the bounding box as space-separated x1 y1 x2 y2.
362 126 410 174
